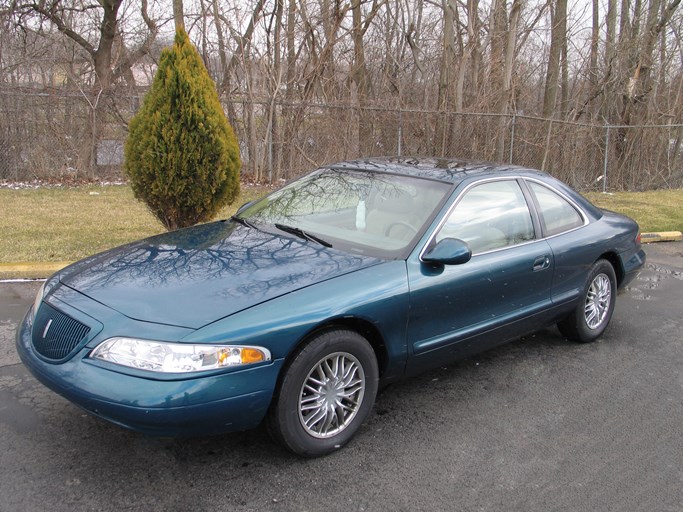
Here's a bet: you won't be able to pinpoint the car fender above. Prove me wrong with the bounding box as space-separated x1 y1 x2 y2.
181 260 411 382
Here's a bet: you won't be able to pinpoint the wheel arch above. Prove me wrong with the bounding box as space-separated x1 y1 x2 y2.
597 251 624 286
279 317 389 382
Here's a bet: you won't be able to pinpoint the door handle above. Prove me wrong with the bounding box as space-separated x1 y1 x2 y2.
533 256 551 271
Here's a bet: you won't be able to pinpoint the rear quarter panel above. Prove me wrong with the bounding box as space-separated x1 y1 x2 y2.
546 210 642 306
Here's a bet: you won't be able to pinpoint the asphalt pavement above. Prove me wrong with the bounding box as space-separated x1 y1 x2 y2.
0 243 682 512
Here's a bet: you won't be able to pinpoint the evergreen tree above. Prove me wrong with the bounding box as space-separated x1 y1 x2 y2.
124 29 240 231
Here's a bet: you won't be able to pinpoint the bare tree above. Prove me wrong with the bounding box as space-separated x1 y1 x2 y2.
5 0 158 175
173 0 185 32
3 0 683 188
542 0 567 118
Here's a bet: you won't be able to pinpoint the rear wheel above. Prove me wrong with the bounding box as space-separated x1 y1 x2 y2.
268 329 378 457
558 259 616 343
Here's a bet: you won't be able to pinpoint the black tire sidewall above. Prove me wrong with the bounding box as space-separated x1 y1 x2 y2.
271 329 379 457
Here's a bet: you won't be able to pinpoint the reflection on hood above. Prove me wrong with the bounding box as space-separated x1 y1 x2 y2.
59 221 382 329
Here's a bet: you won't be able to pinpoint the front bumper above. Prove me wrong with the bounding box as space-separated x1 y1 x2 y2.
16 308 283 437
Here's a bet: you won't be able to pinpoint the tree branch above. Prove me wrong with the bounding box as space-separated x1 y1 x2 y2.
26 1 96 58
111 0 158 82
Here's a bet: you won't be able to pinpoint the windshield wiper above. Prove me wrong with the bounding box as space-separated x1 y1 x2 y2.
231 215 259 230
274 223 333 248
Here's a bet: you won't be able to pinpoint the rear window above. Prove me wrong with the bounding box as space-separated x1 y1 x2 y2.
528 182 584 236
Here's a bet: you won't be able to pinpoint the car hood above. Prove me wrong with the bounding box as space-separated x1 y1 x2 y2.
58 221 382 329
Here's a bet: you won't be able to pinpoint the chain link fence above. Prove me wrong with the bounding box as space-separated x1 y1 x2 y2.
2 85 683 191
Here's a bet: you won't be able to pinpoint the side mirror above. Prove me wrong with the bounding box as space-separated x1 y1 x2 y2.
422 238 472 266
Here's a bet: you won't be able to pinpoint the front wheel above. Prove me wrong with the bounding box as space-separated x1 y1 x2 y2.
267 329 379 457
558 259 617 343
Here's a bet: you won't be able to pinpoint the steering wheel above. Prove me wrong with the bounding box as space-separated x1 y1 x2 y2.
384 221 419 237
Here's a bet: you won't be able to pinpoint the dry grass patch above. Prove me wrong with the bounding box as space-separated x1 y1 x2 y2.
584 189 683 233
0 184 270 263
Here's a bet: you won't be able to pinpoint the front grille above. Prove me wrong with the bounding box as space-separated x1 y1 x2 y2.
32 302 91 360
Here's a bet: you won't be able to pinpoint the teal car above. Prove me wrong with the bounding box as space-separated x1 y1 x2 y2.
16 158 645 456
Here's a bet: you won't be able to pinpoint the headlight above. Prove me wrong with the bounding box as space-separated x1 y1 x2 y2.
32 276 60 318
32 281 46 317
89 337 271 373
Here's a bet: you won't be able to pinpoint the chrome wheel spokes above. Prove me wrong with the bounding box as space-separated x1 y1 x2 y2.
298 352 365 439
584 274 612 329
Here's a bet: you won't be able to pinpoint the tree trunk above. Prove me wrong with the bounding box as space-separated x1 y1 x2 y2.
282 0 298 177
173 0 185 32
351 0 371 155
496 0 523 160
615 0 680 189
589 0 600 117
601 0 618 122
542 0 567 118
210 0 237 124
212 0 228 86
269 0 284 181
436 0 456 155
620 0 680 127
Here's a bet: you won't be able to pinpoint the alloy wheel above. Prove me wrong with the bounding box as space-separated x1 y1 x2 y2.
298 352 366 439
584 273 612 329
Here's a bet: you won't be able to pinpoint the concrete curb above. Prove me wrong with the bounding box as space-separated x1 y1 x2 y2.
0 262 72 280
640 231 683 243
1 232 681 280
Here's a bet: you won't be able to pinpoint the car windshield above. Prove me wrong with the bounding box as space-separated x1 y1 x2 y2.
236 168 452 258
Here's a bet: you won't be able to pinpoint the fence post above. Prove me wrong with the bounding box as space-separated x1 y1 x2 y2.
541 119 553 171
602 125 610 193
267 113 273 183
509 114 516 164
397 109 402 157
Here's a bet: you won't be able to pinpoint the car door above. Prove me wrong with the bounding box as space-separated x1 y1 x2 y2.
524 180 592 306
405 178 555 376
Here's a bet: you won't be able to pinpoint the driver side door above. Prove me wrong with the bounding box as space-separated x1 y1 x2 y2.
405 178 554 375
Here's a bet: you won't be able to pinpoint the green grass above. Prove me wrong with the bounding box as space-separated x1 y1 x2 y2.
1 185 680 264
584 189 683 233
0 184 270 263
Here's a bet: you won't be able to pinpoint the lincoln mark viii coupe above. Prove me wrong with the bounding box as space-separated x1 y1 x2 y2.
17 158 645 456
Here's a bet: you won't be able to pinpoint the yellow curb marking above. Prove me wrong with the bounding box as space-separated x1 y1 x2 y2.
0 262 72 272
641 231 682 243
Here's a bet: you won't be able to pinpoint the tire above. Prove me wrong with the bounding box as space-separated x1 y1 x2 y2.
267 329 379 457
558 259 617 343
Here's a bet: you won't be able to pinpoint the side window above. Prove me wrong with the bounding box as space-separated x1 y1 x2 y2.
528 182 584 237
436 180 535 254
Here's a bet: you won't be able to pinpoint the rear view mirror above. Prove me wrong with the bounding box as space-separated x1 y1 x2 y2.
422 238 472 265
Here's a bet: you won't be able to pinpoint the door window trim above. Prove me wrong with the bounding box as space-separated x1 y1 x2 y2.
419 176 589 262
522 178 589 239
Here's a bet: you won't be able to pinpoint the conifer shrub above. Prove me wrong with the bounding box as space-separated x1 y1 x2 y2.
124 29 240 231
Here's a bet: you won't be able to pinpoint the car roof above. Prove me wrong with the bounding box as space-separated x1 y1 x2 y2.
327 157 546 185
